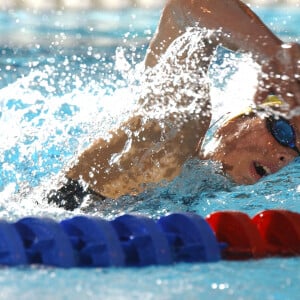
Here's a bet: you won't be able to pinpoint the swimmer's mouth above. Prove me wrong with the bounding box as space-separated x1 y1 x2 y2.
253 162 271 178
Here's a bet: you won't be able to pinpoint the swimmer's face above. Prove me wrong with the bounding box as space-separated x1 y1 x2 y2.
205 114 300 184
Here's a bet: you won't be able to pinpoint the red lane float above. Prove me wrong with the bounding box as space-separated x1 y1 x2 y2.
206 211 266 260
207 210 300 259
253 210 300 256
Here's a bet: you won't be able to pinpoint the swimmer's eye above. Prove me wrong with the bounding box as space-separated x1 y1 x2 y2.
266 116 300 155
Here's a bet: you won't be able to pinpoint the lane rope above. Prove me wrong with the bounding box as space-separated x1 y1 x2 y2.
1 210 299 267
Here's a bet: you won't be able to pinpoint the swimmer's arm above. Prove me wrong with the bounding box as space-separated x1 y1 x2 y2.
146 0 299 106
145 0 282 68
67 114 208 198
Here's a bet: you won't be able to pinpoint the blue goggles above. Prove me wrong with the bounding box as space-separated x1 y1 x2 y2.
266 116 300 155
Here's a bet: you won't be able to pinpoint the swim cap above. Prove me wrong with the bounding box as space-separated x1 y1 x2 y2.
225 95 284 124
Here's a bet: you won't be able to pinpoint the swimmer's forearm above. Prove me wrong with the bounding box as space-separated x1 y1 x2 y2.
185 0 282 60
145 0 282 67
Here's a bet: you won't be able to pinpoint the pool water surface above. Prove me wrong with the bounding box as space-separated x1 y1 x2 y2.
0 6 300 300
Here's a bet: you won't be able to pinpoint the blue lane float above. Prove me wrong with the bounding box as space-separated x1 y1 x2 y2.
61 216 125 267
0 220 27 266
0 210 299 268
14 217 76 268
112 214 173 266
157 213 221 263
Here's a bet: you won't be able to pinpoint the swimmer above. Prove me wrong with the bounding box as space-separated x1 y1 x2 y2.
47 0 300 210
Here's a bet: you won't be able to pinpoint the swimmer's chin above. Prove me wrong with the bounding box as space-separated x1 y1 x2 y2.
197 154 237 184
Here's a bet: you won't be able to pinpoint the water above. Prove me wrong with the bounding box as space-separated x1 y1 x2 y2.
0 6 300 300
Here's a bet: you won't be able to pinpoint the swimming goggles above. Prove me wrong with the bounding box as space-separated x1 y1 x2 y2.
237 95 300 155
224 95 300 155
266 116 300 155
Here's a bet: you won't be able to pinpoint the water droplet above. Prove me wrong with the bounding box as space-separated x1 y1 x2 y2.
281 43 292 49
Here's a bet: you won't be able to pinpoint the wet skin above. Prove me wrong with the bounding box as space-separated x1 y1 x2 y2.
207 115 300 184
65 0 300 199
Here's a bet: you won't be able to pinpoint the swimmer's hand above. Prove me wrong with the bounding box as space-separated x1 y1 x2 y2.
255 43 300 109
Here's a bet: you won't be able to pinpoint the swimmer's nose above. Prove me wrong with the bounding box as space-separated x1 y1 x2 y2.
276 151 296 164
